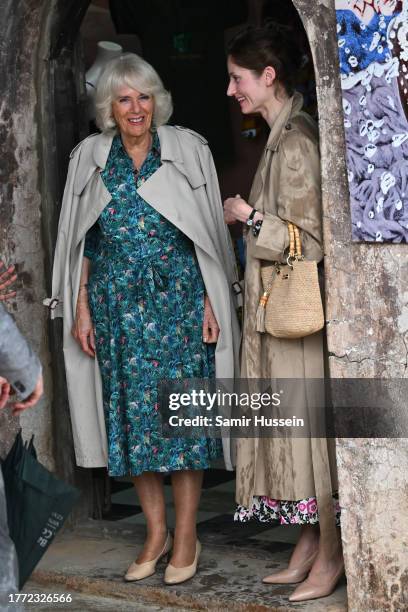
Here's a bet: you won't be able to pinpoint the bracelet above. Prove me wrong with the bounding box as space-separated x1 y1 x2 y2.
252 219 263 236
79 283 88 290
245 208 257 227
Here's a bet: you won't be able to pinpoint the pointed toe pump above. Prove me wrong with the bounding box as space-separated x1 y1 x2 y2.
124 532 173 582
262 550 318 585
164 540 202 585
288 561 345 602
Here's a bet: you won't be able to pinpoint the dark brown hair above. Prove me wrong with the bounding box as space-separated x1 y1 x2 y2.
227 23 303 97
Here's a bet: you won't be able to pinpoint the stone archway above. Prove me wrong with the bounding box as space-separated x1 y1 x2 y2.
1 0 407 609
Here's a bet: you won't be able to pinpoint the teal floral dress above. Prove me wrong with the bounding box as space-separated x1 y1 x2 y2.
84 133 221 477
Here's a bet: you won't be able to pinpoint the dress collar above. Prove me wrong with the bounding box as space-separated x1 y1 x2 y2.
92 130 161 170
110 131 160 163
88 125 205 191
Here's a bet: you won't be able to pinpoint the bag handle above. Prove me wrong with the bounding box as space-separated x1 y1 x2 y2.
257 222 301 332
287 222 303 266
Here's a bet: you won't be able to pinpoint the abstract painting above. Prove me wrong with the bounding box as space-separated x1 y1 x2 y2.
336 1 408 242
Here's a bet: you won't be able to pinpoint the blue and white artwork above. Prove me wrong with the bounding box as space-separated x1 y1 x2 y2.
336 1 408 242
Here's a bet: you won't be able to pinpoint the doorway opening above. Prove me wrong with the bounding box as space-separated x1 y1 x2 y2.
35 0 351 607
77 0 318 552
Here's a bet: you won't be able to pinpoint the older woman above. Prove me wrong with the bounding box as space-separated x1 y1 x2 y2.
223 25 342 602
50 53 240 584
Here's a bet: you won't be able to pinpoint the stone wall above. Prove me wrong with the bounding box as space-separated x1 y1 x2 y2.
0 0 92 516
294 1 408 609
0 0 54 469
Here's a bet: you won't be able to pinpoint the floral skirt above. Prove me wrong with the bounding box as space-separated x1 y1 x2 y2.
235 494 341 526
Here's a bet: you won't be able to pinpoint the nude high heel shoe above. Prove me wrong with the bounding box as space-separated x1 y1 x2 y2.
288 560 345 602
262 550 318 584
164 540 201 585
124 532 173 582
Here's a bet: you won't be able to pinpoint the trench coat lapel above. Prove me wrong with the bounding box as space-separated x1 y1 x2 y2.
71 133 114 251
137 163 217 261
137 126 217 261
72 127 217 262
72 132 113 195
72 173 112 253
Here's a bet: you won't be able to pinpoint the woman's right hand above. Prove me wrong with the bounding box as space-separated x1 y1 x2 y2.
71 290 96 358
223 195 253 225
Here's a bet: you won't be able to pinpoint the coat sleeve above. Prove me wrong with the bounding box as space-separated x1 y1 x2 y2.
47 148 81 319
252 129 323 264
0 304 41 399
200 144 243 305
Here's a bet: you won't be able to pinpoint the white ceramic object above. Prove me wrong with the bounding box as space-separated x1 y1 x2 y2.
86 41 123 122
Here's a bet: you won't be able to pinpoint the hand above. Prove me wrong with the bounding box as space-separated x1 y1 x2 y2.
223 195 252 225
12 373 44 415
71 291 96 358
0 376 11 409
0 261 17 302
203 295 220 343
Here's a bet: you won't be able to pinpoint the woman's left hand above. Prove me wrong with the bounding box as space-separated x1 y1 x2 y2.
203 295 219 343
223 195 252 224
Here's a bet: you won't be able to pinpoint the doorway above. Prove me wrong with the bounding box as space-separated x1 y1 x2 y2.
29 0 353 607
77 1 319 556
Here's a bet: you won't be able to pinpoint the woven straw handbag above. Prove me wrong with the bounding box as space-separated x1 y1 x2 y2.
256 222 324 339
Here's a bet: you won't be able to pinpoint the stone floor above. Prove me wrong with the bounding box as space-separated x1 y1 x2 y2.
28 518 347 612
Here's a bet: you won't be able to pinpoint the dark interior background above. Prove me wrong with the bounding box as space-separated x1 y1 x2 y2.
80 0 315 206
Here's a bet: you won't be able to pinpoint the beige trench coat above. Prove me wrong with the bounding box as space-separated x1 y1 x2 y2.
236 93 338 539
48 125 241 470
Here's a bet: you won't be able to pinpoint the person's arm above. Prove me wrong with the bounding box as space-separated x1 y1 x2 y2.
224 195 263 226
71 257 96 358
47 141 84 319
201 144 243 308
252 131 323 263
12 374 43 414
225 131 323 263
0 304 42 401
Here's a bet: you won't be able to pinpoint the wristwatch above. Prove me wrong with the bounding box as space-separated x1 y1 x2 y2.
246 207 257 227
252 219 263 236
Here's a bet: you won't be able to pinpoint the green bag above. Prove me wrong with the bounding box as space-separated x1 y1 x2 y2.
1 430 80 587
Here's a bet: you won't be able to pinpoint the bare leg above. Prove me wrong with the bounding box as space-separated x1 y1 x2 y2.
305 526 343 578
170 469 203 567
132 472 167 563
287 524 320 569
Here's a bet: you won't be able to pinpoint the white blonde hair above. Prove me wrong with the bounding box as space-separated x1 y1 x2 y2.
95 53 173 131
